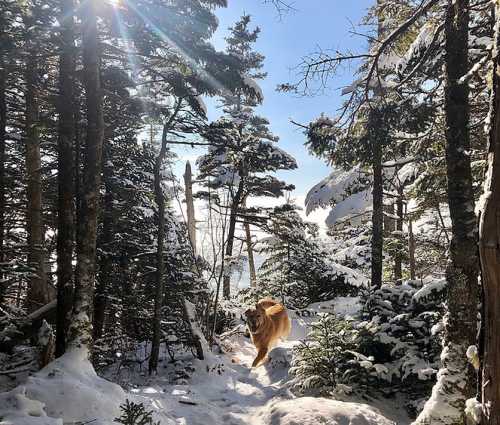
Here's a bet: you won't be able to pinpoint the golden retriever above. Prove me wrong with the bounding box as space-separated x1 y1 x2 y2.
244 299 291 367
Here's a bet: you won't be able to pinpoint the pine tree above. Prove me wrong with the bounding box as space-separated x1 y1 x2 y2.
197 15 296 299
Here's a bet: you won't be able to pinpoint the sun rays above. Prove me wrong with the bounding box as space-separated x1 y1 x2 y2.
116 0 230 98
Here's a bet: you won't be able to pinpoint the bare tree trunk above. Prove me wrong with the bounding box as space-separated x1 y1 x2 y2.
149 142 166 374
242 198 256 288
478 5 500 424
0 54 6 302
395 193 404 284
68 0 104 351
371 133 384 290
408 217 416 281
149 103 181 374
245 221 256 288
25 51 50 313
414 1 479 423
383 204 395 235
93 154 113 342
184 161 196 255
55 0 76 357
222 180 244 299
371 1 385 290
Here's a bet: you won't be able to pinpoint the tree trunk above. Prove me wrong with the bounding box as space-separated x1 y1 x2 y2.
55 0 76 357
242 198 256 288
0 53 6 302
148 114 178 373
149 148 166 374
408 217 416 281
245 220 257 288
184 161 196 255
371 2 385 290
222 180 244 299
414 2 479 423
371 133 384 290
383 204 395 235
68 0 104 351
149 103 182 373
394 193 404 284
478 4 500 424
25 51 50 313
93 154 113 342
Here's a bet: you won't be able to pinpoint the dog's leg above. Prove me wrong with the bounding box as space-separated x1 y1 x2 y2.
252 347 268 368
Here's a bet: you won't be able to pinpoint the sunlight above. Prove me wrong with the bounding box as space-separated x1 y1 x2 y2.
122 0 231 98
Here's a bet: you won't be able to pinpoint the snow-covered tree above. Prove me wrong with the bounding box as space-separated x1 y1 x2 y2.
197 15 297 299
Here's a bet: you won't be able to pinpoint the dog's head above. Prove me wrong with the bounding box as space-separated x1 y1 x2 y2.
244 304 265 333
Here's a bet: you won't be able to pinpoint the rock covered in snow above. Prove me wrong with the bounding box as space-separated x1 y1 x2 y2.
255 397 395 425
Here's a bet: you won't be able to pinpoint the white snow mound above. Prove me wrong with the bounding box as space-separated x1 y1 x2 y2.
256 397 396 425
0 386 62 425
21 348 126 425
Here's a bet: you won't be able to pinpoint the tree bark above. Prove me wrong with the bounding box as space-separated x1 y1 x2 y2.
93 153 113 342
478 4 500 424
222 179 244 299
414 1 479 423
149 103 181 374
55 0 76 357
395 193 404 284
68 0 104 351
245 221 257 288
0 52 6 302
242 198 256 288
408 217 416 281
371 1 385 290
149 132 167 374
25 49 50 313
184 161 196 255
371 129 384 290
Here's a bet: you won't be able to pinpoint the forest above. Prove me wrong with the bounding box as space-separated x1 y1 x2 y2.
1 0 500 424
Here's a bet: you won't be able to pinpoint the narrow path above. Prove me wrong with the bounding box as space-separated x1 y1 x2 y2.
130 331 296 425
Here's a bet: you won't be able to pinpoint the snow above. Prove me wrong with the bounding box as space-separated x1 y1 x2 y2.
254 397 395 425
326 189 372 226
411 343 469 425
305 166 369 216
243 74 264 101
1 299 403 425
464 398 482 425
412 279 447 304
398 22 438 73
5 348 127 425
0 387 62 425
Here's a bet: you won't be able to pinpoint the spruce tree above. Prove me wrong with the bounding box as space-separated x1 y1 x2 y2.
197 15 297 299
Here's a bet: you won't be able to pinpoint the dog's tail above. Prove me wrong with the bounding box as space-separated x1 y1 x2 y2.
266 303 285 316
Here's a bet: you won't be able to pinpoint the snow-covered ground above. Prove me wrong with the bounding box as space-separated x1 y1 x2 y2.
0 301 409 425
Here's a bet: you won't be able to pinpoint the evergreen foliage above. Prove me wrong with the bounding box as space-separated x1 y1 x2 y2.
291 279 445 417
114 399 160 425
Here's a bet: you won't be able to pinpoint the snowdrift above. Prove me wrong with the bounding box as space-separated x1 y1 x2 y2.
0 348 126 425
255 397 395 425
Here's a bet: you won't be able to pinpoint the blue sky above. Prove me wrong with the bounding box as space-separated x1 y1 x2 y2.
172 0 373 214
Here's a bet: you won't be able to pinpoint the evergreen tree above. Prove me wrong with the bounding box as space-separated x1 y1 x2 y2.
197 15 297 299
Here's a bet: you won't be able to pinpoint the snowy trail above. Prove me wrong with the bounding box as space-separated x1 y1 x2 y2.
131 332 297 425
0 302 404 425
126 301 396 425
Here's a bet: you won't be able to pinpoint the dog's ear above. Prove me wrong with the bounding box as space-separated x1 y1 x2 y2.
255 303 264 311
244 309 252 316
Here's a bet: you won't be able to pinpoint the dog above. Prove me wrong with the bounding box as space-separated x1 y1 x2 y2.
244 299 291 367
